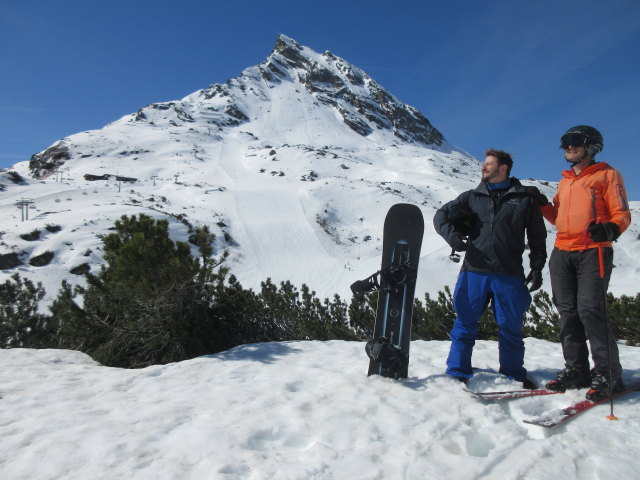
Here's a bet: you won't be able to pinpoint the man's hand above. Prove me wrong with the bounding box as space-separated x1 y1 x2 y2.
451 235 468 252
587 222 621 242
523 186 549 206
525 269 542 292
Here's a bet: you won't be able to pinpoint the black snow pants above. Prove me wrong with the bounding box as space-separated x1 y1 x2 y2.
549 247 622 378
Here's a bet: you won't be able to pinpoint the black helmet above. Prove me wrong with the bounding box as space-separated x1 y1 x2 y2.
560 125 603 157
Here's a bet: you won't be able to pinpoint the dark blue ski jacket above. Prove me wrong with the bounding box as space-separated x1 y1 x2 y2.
433 178 547 278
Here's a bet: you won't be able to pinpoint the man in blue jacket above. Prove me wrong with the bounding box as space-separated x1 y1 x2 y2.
434 149 547 388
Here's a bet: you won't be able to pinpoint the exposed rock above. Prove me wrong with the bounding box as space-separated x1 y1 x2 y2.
29 142 70 179
273 35 309 70
6 171 26 184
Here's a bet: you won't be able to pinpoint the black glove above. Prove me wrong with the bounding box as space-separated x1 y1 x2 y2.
523 186 549 206
525 269 542 292
451 235 468 252
587 222 621 242
448 204 475 236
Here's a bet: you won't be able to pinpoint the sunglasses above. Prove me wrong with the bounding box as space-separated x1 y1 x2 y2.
560 132 588 149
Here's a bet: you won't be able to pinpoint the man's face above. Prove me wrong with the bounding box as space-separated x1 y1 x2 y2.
563 145 588 165
482 156 507 183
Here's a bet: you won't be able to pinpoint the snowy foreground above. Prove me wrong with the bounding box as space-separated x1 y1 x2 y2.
2 339 640 480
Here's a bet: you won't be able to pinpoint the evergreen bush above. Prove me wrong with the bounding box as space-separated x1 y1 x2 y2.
51 214 226 367
0 274 49 348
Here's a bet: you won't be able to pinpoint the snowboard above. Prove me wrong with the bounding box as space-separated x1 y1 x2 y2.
351 203 424 379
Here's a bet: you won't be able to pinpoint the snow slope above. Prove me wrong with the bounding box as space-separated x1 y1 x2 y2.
2 339 640 479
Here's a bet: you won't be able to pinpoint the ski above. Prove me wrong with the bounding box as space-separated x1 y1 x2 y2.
523 385 640 428
466 388 562 401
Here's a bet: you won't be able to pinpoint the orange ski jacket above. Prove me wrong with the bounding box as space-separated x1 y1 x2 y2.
541 162 631 251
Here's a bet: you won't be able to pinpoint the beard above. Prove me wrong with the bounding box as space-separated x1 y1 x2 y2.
482 169 499 182
565 149 589 165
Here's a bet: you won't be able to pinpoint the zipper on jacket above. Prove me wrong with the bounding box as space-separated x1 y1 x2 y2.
566 179 575 237
584 187 598 249
589 187 598 222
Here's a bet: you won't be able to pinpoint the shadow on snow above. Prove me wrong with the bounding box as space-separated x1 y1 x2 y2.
206 341 303 364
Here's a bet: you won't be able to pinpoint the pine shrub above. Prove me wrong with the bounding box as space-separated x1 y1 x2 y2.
0 274 49 348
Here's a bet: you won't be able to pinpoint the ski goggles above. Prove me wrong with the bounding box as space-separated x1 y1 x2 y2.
560 132 588 149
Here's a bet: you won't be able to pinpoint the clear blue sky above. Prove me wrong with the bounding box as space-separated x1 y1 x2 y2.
2 0 639 198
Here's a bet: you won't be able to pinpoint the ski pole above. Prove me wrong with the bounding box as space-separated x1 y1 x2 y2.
597 242 618 421
584 219 618 420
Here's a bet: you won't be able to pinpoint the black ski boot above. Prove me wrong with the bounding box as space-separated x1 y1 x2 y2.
522 378 537 390
451 376 469 385
585 373 625 402
545 368 591 392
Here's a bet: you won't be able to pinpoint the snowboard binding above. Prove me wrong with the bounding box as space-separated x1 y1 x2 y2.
350 263 415 295
365 336 408 375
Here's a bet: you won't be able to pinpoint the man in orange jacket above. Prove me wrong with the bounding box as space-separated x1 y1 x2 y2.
536 125 631 401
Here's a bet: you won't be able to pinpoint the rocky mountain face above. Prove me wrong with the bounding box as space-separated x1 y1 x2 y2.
29 35 445 179
256 36 444 145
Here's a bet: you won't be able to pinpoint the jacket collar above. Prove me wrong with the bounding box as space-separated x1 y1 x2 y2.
474 177 523 195
562 161 609 179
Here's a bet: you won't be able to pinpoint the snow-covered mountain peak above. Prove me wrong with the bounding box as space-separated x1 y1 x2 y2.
28 35 450 180
188 33 445 150
262 34 445 147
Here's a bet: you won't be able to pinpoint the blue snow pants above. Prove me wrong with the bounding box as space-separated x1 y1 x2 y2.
446 271 532 382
